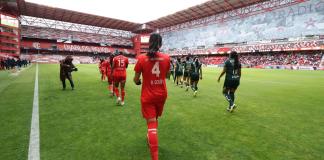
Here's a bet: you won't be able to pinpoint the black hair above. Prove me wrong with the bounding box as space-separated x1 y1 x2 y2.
148 33 162 58
186 56 190 61
229 51 239 69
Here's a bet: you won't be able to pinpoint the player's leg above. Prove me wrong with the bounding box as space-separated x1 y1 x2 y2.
185 74 189 91
222 86 233 111
114 79 121 104
228 88 236 111
172 71 176 83
141 103 159 160
142 101 165 160
184 73 188 90
186 75 191 91
177 73 182 86
67 74 74 90
102 71 106 81
100 70 104 81
61 78 66 90
180 75 184 88
107 75 114 96
146 117 158 160
229 81 239 111
120 79 126 105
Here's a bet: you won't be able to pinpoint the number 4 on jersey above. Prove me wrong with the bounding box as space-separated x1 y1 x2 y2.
152 62 160 77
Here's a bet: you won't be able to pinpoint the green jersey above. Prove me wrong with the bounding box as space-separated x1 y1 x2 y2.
224 59 241 81
184 60 193 72
176 61 183 72
191 61 202 74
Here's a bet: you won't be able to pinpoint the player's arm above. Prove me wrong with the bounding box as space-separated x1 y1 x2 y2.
133 58 142 85
218 67 226 83
134 72 142 85
166 71 171 79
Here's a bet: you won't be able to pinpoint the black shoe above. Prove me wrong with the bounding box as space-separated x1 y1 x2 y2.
229 104 236 112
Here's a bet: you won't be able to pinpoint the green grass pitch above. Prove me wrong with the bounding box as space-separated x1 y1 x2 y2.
1 64 324 160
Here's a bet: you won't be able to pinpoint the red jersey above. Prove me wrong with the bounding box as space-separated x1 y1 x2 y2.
113 55 129 77
102 60 111 75
134 52 170 103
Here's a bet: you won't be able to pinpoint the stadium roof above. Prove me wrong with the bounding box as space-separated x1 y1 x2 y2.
17 0 140 31
146 0 267 28
10 0 268 32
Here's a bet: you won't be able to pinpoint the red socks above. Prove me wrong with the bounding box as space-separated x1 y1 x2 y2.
147 121 158 160
121 88 125 101
114 87 119 97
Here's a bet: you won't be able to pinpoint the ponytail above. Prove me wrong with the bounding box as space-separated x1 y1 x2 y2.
230 51 239 69
148 33 162 58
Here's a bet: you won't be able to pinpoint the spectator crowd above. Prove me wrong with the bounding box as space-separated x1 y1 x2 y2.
0 58 31 70
172 52 323 67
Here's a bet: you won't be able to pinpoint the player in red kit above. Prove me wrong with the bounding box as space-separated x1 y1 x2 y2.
103 56 113 95
99 59 106 81
112 51 129 105
134 34 170 160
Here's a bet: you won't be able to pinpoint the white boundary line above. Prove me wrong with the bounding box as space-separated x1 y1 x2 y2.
28 63 40 160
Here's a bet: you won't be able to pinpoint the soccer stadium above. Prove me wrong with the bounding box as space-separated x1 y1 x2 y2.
1 0 324 159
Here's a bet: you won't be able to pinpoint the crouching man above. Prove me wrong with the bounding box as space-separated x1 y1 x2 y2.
60 56 78 90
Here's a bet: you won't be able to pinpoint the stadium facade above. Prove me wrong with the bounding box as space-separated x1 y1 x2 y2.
0 0 323 68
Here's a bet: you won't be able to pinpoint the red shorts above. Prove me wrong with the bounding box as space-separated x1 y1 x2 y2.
141 100 166 119
113 75 126 83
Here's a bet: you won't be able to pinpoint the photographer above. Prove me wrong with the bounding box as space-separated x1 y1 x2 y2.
60 56 78 90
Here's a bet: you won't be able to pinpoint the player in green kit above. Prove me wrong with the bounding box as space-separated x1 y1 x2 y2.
218 51 241 112
183 56 193 91
175 58 183 87
190 57 202 97
168 59 175 83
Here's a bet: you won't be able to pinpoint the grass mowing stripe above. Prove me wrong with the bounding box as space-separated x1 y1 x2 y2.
28 63 40 160
0 65 35 160
37 64 324 160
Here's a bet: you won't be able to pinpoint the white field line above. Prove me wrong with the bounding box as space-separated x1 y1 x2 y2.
28 63 40 160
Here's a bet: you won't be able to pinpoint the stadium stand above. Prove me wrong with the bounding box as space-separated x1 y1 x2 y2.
20 54 136 64
160 0 324 51
194 51 323 70
21 26 133 46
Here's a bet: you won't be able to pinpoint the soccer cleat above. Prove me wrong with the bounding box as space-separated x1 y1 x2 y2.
116 97 121 105
229 104 236 112
186 86 189 91
121 101 125 106
193 91 198 97
232 104 237 111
